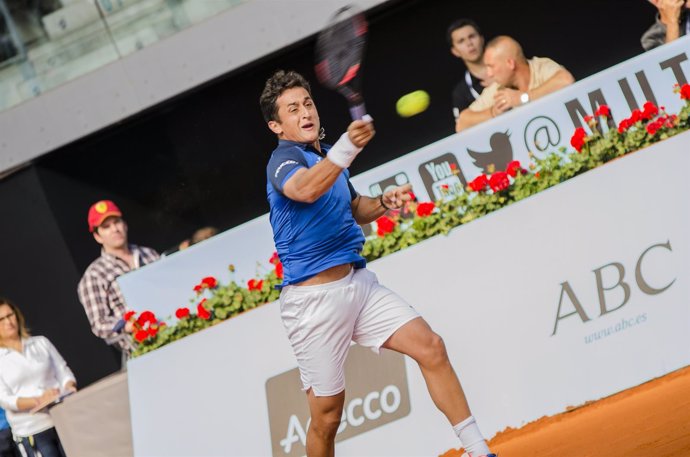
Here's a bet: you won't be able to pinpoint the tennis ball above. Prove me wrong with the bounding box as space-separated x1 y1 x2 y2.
396 90 430 118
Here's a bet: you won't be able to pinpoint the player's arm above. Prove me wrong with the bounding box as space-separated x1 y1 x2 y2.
351 184 413 225
283 119 375 203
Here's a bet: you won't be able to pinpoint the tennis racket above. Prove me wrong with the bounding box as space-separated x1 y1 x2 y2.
314 4 369 120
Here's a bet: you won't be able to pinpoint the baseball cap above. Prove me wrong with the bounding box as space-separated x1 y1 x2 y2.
88 200 122 232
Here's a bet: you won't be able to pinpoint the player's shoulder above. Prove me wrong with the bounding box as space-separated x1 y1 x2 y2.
267 142 310 169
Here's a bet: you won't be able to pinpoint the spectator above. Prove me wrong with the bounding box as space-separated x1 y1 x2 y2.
0 298 76 457
456 36 574 132
641 0 689 50
447 19 492 125
190 226 218 245
161 226 219 256
0 407 18 457
77 200 159 362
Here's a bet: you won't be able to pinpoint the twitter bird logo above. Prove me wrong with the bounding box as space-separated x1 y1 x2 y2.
467 131 514 174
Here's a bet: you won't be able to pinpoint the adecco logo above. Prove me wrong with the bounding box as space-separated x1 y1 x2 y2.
265 345 411 456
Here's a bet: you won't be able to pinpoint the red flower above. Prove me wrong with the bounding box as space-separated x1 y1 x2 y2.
440 184 449 191
535 172 540 179
134 330 149 342
642 101 658 120
200 276 218 289
275 262 284 279
197 300 211 320
646 119 663 136
147 326 158 337
269 252 280 265
570 127 587 152
664 114 678 128
583 114 594 124
376 216 396 237
468 174 489 192
489 171 510 192
137 311 156 327
193 284 203 293
407 191 416 201
248 279 264 291
618 118 632 134
629 109 642 123
681 83 690 100
123 310 136 321
450 163 457 170
505 160 523 178
416 202 435 217
595 105 610 117
175 307 190 319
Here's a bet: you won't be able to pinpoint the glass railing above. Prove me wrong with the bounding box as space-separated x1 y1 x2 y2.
0 0 247 113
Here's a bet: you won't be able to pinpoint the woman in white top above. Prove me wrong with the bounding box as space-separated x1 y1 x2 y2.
0 298 77 457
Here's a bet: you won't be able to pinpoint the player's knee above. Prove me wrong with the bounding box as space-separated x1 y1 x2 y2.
310 410 342 439
421 332 449 368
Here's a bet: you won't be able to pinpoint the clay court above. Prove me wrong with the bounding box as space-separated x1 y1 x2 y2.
442 365 690 457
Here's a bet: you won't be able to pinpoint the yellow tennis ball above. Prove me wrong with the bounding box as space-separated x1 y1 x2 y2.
396 90 430 117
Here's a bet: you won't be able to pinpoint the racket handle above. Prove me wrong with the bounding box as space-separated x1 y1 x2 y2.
349 103 367 121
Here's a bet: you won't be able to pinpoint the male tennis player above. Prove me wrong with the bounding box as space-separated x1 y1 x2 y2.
261 70 495 457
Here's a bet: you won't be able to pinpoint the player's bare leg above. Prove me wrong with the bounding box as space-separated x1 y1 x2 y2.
305 389 345 457
383 317 471 423
382 317 492 456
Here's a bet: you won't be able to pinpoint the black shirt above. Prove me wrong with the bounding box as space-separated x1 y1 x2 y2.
452 70 485 119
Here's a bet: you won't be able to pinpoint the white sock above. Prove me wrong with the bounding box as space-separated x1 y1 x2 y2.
452 415 491 457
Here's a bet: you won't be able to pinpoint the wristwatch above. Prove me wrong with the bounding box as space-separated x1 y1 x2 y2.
520 92 530 104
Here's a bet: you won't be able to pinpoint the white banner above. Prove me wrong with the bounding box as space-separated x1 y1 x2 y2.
119 37 690 320
128 132 690 456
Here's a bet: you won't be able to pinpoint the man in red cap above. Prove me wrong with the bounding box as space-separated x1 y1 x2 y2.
77 200 159 361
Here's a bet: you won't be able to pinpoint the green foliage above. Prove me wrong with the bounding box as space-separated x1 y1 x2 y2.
132 268 282 357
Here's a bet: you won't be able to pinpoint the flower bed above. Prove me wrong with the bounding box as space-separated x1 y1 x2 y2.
127 84 690 357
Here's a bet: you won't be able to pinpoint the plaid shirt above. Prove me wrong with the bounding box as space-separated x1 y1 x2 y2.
77 244 159 354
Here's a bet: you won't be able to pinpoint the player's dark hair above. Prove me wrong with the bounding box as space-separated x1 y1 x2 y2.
260 70 312 123
446 18 482 46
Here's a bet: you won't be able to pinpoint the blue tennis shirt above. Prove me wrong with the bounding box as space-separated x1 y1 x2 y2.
267 139 366 286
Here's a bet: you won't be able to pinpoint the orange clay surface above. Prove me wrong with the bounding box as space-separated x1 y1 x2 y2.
441 365 690 457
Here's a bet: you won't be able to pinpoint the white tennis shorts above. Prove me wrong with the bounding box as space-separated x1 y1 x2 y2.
279 267 419 397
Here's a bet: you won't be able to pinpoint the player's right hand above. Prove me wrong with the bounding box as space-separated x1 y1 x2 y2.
347 117 375 148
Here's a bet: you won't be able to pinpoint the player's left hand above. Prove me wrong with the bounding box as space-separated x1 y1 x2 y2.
382 183 413 209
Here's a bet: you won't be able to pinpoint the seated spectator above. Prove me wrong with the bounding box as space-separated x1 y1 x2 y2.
0 298 77 457
641 0 689 50
77 200 159 362
456 36 574 132
190 226 218 245
0 407 19 457
162 226 219 256
447 18 492 125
